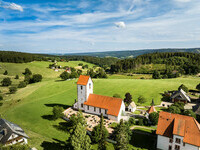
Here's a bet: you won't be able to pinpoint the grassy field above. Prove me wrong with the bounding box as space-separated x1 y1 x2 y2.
0 61 199 149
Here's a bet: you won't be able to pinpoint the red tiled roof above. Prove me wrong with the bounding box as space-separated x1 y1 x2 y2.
147 106 157 114
84 94 123 117
77 75 90 85
156 111 200 147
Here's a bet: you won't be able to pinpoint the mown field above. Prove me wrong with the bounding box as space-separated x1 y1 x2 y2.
0 61 199 149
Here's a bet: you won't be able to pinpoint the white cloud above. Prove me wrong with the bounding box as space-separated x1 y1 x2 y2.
174 0 191 2
0 0 23 12
115 21 126 28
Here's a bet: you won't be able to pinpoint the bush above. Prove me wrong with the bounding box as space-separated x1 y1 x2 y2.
78 63 83 66
52 106 64 120
31 74 42 83
60 72 70 80
24 68 32 75
149 112 159 125
18 81 27 88
1 77 12 86
178 84 189 93
9 87 17 94
196 83 200 91
0 95 3 100
128 117 135 125
137 96 146 104
15 75 19 79
152 70 161 79
3 70 8 75
138 118 144 126
24 74 31 84
113 94 121 98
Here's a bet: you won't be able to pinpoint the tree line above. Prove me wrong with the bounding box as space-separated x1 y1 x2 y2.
110 52 200 75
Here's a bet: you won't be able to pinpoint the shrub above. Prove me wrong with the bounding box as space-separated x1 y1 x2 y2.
196 83 200 91
0 95 3 100
138 118 144 126
113 94 121 98
78 63 83 66
137 96 147 104
18 81 27 88
128 117 135 125
31 74 43 83
3 70 8 75
1 77 12 86
52 106 64 120
149 112 159 125
60 72 70 80
24 74 31 84
152 70 161 79
178 84 189 93
24 68 32 75
15 75 19 79
9 87 17 94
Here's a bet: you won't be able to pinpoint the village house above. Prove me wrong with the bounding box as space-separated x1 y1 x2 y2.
156 111 200 150
0 119 28 146
171 89 191 104
73 75 125 122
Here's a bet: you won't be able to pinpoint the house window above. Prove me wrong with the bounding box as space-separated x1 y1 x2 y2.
87 105 89 110
169 138 173 143
89 83 91 89
175 138 181 144
94 107 96 112
183 142 185 146
175 145 180 150
81 86 83 90
168 145 172 150
162 104 165 107
81 103 83 107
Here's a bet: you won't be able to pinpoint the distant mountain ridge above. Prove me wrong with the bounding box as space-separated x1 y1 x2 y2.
62 48 200 58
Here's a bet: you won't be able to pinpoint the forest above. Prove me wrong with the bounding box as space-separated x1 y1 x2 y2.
110 52 200 75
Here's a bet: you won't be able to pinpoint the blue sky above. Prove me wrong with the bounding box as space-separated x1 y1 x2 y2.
0 0 200 53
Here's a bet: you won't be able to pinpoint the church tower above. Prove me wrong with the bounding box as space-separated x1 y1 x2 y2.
76 75 93 110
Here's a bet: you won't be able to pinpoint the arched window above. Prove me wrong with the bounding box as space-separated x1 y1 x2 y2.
89 83 91 89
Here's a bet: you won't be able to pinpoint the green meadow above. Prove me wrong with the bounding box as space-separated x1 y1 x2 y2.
0 61 199 149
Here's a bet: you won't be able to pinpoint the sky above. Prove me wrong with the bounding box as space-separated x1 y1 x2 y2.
0 0 200 53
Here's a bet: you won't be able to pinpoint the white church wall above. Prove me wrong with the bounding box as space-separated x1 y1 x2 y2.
84 105 107 117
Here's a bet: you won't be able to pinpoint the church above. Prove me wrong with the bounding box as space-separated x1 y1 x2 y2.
73 75 125 122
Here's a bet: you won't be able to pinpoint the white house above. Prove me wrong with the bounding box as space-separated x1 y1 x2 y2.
127 101 136 112
156 111 200 150
0 119 28 146
73 75 125 122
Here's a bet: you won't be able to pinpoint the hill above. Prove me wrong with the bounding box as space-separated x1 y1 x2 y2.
62 48 200 58
0 67 199 149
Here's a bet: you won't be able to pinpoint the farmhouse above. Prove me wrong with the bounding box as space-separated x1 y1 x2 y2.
156 111 200 150
171 89 191 104
0 119 28 146
73 75 125 122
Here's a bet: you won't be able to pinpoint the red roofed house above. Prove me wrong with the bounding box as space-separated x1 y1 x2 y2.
156 111 200 150
73 75 125 122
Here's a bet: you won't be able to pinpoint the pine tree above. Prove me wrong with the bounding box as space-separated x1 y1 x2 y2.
98 114 108 150
114 120 129 150
70 123 91 150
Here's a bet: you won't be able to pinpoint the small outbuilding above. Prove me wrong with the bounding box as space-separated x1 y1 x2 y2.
127 101 136 112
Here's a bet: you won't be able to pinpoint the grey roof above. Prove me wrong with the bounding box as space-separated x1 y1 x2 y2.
0 119 28 145
194 105 200 115
171 89 191 102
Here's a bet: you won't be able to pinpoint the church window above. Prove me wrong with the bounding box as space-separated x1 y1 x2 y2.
81 86 83 90
94 107 96 112
87 105 89 110
89 83 91 89
99 108 101 113
105 110 107 114
81 103 83 107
